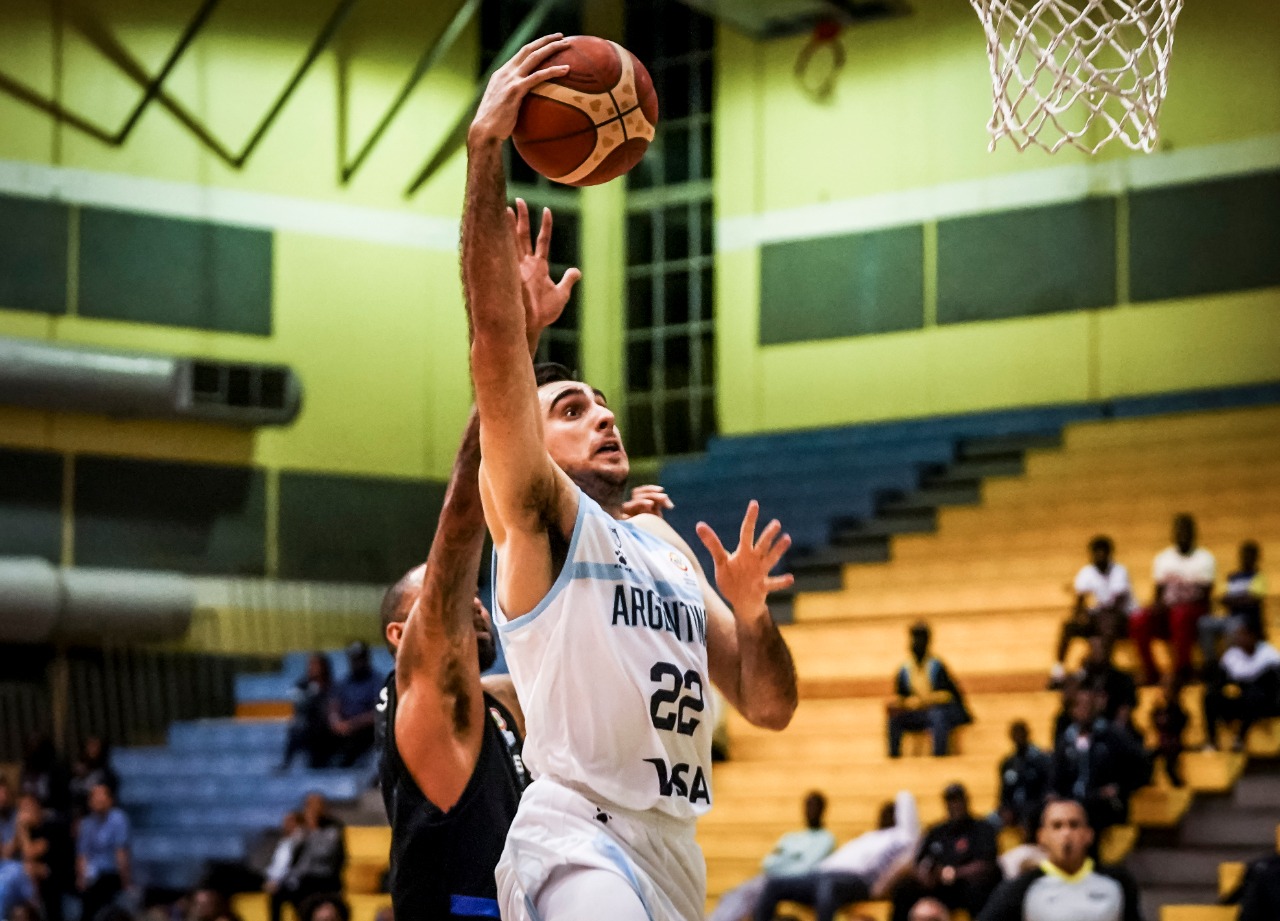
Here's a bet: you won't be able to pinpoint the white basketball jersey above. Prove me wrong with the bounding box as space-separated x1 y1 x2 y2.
492 488 714 820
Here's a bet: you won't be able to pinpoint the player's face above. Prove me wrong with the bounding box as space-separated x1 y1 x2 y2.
473 597 497 672
1038 802 1093 871
538 381 630 487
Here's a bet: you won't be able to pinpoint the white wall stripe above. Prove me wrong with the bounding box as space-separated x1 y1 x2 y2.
718 133 1280 251
0 158 461 252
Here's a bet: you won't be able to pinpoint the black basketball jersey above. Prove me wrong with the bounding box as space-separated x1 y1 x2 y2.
377 671 529 920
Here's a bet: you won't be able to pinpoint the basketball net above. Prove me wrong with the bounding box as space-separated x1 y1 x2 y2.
969 0 1184 154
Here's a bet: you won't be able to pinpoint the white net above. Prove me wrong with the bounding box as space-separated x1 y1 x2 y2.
970 0 1184 154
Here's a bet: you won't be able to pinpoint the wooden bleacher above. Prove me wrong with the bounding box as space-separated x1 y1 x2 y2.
701 405 1280 920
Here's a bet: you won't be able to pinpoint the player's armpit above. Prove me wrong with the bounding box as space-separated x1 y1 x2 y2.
395 672 485 812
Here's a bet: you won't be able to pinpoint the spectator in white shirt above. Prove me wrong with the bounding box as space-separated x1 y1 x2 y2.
263 811 304 896
708 791 837 921
1051 537 1133 688
1200 541 1269 668
1129 514 1216 685
1203 623 1280 752
752 791 920 921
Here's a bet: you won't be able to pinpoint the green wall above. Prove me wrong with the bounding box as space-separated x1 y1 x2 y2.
714 0 1280 435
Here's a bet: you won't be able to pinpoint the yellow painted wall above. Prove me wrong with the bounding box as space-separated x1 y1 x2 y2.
714 0 1280 435
0 0 481 479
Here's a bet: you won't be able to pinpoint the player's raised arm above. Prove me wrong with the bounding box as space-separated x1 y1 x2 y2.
463 35 573 545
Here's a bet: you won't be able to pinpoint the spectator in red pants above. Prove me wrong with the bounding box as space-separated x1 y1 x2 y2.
1128 514 1215 685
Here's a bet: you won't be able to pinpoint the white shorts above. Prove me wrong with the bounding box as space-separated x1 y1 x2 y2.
496 778 706 921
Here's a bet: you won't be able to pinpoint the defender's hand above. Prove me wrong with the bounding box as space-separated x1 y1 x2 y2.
621 484 674 519
696 500 793 617
470 34 571 145
509 198 582 347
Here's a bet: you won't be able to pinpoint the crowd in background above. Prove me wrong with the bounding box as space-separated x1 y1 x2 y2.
279 643 382 771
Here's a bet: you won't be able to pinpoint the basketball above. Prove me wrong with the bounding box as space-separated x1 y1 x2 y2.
513 36 658 187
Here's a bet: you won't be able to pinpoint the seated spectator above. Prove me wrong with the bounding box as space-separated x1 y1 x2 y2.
977 799 1141 921
190 886 244 921
1050 692 1145 838
1075 637 1138 731
298 893 351 921
1050 675 1083 745
1129 514 1215 685
1052 536 1133 687
328 643 381 767
76 783 131 921
754 791 920 921
263 812 305 898
0 794 50 919
995 721 1052 836
907 899 950 921
1233 852 1280 921
19 736 69 818
709 790 836 921
9 900 42 921
891 784 999 921
1148 673 1188 787
1200 540 1268 668
69 738 119 820
280 653 335 771
1203 622 1280 752
887 623 971 758
270 794 345 921
0 779 16 847
997 842 1046 881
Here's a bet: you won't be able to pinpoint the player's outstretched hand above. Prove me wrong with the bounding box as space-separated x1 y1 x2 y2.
621 484 674 519
470 34 571 145
696 500 794 615
509 198 582 349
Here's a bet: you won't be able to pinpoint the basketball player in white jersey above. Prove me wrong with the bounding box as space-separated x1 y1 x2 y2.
463 36 800 921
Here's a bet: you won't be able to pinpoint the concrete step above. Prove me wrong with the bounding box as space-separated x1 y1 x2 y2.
832 509 936 542
1177 803 1280 846
1139 885 1222 921
1129 846 1262 886
922 455 1024 486
1232 767 1280 807
878 482 982 513
958 433 1061 459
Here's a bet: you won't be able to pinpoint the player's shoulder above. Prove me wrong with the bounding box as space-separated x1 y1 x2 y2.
625 511 693 554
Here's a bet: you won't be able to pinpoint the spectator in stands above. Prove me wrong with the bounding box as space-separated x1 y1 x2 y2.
0 794 49 919
995 721 1052 836
1200 540 1268 668
19 736 69 818
754 791 920 921
297 893 351 921
977 799 1141 921
1202 622 1280 752
1148 673 1188 787
1129 514 1216 685
1050 691 1145 838
269 794 345 921
9 900 41 921
1051 536 1133 688
709 790 836 921
891 784 999 921
280 653 335 771
0 779 15 847
69 737 119 820
1234 852 1280 921
328 642 381 767
76 782 131 921
1050 674 1084 745
262 811 305 901
906 899 950 921
1076 637 1138 729
190 886 243 921
887 623 972 758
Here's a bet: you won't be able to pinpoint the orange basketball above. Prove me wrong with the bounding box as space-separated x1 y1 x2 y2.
513 36 658 187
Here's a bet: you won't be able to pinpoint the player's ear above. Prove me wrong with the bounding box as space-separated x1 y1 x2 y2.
386 621 404 650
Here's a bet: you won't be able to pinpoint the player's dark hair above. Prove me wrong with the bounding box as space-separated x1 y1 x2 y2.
534 361 575 387
1089 535 1113 554
380 566 424 651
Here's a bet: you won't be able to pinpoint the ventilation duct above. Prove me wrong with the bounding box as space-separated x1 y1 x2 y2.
0 558 193 645
0 336 302 427
678 0 910 38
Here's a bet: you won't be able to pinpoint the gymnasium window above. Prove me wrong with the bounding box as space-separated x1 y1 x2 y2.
624 0 716 458
482 0 584 372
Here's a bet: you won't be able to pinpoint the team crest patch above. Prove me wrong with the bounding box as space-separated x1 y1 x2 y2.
488 708 508 732
668 551 690 572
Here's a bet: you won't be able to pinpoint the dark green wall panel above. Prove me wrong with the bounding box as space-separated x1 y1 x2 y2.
938 199 1116 324
278 473 446 584
0 195 68 314
0 448 63 561
75 456 266 574
759 227 924 344
1130 171 1280 303
78 208 273 334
